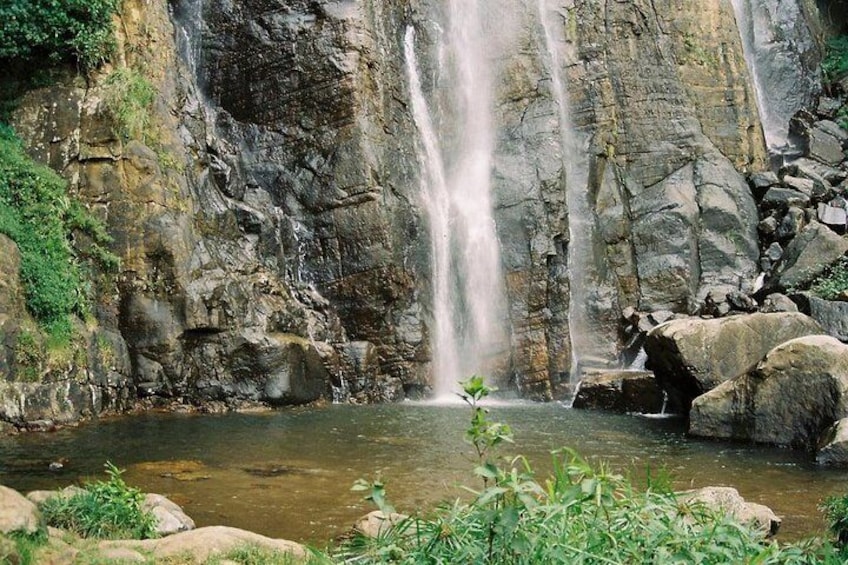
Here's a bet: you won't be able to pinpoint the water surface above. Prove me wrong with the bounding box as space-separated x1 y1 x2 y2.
1 402 845 544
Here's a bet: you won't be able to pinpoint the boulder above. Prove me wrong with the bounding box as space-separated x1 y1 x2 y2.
572 370 666 414
25 486 84 506
817 418 848 466
0 486 40 535
142 493 195 536
97 526 306 561
773 222 848 290
760 187 810 211
354 510 409 538
689 335 848 448
759 293 798 314
806 120 847 166
679 487 780 536
645 313 822 409
793 293 848 342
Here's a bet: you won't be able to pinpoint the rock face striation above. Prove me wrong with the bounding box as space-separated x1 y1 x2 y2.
0 0 834 424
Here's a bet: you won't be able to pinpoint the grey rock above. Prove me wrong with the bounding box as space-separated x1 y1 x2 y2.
690 335 847 448
773 222 848 290
818 202 848 228
758 216 778 237
761 188 810 211
749 171 779 194
817 418 848 466
817 98 844 120
645 312 822 409
775 207 806 241
143 493 195 536
793 293 848 342
792 157 846 185
353 510 408 539
727 291 757 312
679 487 780 537
782 176 816 196
765 242 783 262
807 121 847 166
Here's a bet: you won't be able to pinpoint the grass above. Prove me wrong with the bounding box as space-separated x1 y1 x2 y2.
808 256 848 301
0 123 117 343
40 462 158 540
102 68 156 141
822 35 848 85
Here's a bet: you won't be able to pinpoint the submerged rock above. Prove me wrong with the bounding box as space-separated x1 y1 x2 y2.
645 312 822 409
689 335 848 449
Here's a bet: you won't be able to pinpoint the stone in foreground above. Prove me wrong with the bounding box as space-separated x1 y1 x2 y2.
98 525 306 562
0 485 40 535
689 335 848 449
142 493 196 535
572 370 666 414
680 486 780 537
645 313 822 410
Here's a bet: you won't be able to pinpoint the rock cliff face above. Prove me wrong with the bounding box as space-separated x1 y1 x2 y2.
1 0 831 420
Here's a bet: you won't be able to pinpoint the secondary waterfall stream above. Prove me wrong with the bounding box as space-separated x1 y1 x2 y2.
404 2 507 398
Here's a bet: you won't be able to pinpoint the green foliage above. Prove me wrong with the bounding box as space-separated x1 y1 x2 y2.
822 35 848 84
808 256 848 301
13 329 44 382
458 376 513 488
103 68 156 141
0 0 119 70
0 124 118 338
207 543 332 565
337 378 842 565
41 462 158 540
4 531 48 565
821 492 848 547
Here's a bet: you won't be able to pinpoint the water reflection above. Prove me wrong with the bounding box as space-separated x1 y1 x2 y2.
1 403 845 544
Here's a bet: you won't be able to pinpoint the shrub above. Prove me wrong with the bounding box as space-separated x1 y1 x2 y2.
103 68 156 141
822 35 848 84
821 492 848 547
808 256 848 301
0 0 119 70
41 462 158 540
0 124 118 339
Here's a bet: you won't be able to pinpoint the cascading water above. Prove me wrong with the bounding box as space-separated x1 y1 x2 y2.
729 0 820 157
536 0 596 388
404 2 507 399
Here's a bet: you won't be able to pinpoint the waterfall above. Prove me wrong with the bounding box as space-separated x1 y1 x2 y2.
404 1 507 399
536 0 595 386
729 0 820 157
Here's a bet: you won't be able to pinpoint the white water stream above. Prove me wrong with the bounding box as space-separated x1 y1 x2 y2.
404 1 507 399
536 0 596 385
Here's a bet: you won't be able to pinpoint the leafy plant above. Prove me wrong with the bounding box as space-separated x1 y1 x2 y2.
0 124 118 340
41 462 158 540
808 256 848 301
103 68 156 141
822 35 848 84
458 375 513 488
337 379 843 564
821 493 848 547
0 0 119 70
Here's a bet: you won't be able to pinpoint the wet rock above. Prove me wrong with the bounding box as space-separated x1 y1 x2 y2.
143 494 195 536
645 312 822 409
0 486 40 535
817 418 848 466
761 187 810 211
680 487 780 537
792 157 847 186
572 370 665 414
775 207 807 241
130 460 211 482
806 120 848 166
793 293 848 342
773 222 848 290
689 335 847 448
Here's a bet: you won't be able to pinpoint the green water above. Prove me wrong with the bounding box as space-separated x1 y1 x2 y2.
1 401 846 544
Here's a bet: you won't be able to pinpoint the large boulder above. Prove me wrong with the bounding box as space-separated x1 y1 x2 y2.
572 370 666 414
772 222 848 290
817 418 848 466
689 335 848 448
793 293 848 343
0 486 40 535
645 313 823 409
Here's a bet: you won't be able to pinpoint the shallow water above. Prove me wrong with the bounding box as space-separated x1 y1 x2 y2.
1 402 846 544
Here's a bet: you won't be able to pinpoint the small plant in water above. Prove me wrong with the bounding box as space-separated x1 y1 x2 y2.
458 375 513 488
41 461 157 540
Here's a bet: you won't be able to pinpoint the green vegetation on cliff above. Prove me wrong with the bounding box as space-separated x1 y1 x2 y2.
0 0 119 70
0 124 117 339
